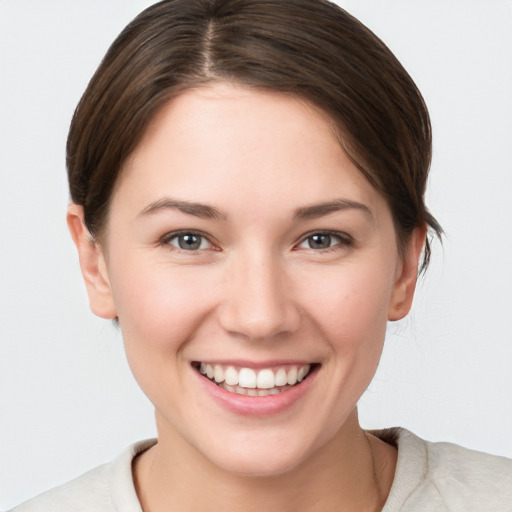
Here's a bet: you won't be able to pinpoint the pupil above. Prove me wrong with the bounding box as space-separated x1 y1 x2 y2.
179 234 200 250
309 234 331 249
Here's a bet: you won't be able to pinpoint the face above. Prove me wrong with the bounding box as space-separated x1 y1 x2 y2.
70 82 422 476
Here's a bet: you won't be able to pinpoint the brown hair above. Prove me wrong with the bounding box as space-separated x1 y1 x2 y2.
67 0 442 271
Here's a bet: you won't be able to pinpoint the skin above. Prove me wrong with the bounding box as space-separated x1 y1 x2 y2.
68 82 425 511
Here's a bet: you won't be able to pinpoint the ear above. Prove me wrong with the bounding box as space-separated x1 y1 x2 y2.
388 225 427 321
67 203 117 319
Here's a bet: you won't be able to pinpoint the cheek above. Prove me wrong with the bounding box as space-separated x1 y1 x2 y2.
298 262 394 419
298 261 394 348
108 256 219 359
107 258 224 416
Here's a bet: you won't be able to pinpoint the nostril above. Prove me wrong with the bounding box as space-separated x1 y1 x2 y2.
216 263 301 340
217 302 301 342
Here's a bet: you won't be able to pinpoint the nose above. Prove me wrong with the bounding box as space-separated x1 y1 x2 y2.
218 249 301 341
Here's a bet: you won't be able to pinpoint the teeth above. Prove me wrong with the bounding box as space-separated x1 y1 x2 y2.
275 368 287 387
256 369 275 389
239 368 257 388
213 365 224 383
224 366 238 386
297 364 310 382
198 362 313 394
219 382 294 396
287 367 298 385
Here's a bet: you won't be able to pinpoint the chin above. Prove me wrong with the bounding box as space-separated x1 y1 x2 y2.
213 452 305 478
198 430 319 478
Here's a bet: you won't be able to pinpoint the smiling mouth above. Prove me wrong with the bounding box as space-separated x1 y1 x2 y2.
192 362 316 396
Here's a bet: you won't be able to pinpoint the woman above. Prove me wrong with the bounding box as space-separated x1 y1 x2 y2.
11 0 512 510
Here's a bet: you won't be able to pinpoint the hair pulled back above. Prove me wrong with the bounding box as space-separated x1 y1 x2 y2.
67 0 441 271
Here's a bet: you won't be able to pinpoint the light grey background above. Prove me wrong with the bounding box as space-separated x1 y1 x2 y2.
1 1 511 509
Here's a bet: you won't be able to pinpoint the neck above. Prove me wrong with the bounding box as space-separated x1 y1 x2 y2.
134 410 396 512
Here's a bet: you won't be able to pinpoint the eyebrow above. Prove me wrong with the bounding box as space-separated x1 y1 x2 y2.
293 199 373 220
138 197 372 222
139 198 226 220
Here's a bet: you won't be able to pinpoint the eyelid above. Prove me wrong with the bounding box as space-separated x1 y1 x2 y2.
158 229 353 252
159 229 217 251
295 230 353 250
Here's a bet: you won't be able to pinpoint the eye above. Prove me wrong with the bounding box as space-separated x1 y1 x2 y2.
297 232 351 251
163 231 213 251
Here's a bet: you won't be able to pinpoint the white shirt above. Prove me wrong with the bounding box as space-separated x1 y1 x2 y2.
12 429 512 511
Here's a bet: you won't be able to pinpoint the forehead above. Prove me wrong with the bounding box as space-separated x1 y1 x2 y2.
116 82 387 219
130 82 343 170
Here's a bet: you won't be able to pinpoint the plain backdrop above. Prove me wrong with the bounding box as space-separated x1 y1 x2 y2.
1 0 511 509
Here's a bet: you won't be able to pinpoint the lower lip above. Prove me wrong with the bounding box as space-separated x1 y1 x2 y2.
194 366 318 417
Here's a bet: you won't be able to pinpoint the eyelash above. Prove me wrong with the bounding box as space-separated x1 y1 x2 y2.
159 230 216 252
296 231 353 252
159 230 353 253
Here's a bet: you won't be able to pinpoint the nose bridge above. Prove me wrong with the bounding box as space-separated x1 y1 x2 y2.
219 245 300 340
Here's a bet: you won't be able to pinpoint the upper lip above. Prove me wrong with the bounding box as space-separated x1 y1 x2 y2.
192 359 319 369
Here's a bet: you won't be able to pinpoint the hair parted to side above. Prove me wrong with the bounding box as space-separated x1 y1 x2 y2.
67 0 442 272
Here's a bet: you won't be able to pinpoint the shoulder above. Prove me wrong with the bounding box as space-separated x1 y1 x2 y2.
11 464 111 512
424 435 512 509
11 439 156 512
376 428 512 512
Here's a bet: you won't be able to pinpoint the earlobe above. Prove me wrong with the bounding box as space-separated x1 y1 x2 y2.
67 203 117 319
387 225 427 321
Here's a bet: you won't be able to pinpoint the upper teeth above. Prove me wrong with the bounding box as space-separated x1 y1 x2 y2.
199 363 311 389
